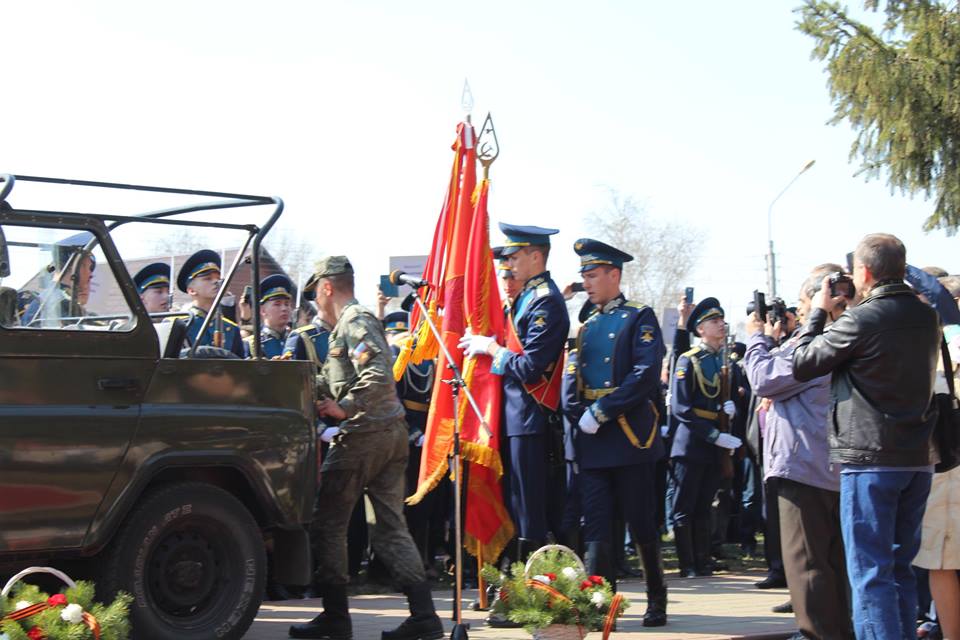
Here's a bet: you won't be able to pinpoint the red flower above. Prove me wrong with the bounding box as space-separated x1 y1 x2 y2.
28 628 46 640
580 580 592 591
545 572 557 581
47 593 68 606
589 575 604 585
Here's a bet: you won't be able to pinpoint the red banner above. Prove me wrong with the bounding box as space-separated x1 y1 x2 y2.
405 124 514 563
407 122 476 504
461 178 514 561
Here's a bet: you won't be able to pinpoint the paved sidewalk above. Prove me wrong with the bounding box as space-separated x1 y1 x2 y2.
246 571 797 639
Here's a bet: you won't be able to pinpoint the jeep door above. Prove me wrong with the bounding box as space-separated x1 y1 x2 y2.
0 215 157 552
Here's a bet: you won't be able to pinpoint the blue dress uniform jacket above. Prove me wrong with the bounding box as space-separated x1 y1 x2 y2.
244 327 288 359
670 345 728 463
283 319 331 369
180 306 244 357
563 295 666 469
491 271 569 436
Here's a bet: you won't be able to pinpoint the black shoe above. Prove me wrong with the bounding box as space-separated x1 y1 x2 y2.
486 612 522 628
382 582 444 640
642 590 667 627
709 560 728 572
381 617 444 640
289 586 353 640
771 600 793 614
755 575 787 589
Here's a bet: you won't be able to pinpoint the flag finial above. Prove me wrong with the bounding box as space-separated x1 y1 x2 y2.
461 79 474 118
478 112 499 178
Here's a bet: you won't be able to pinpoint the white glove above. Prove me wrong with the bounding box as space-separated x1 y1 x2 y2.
578 409 600 435
320 426 341 443
660 425 670 437
458 333 496 357
414 434 424 448
714 432 742 450
723 400 737 419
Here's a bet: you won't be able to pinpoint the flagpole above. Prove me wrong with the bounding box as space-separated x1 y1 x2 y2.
406 285 470 640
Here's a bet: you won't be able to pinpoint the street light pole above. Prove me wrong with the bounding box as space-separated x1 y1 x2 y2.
767 159 816 296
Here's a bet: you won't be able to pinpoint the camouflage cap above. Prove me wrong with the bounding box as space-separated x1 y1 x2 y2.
314 255 354 279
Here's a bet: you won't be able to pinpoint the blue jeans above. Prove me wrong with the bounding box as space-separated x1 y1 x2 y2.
840 470 932 640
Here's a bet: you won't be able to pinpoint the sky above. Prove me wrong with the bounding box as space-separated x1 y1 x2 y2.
1 0 956 332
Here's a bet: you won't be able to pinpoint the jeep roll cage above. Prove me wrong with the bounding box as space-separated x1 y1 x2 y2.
0 173 283 358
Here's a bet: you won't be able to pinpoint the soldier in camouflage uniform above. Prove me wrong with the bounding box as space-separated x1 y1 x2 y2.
289 256 443 640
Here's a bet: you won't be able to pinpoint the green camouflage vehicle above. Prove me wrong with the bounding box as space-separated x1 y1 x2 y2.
0 174 316 639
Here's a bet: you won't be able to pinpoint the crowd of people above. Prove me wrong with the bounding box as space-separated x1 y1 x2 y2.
13 223 959 640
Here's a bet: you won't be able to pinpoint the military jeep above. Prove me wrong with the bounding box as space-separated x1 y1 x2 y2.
0 174 316 639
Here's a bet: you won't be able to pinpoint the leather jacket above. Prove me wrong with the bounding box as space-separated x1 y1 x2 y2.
793 282 940 466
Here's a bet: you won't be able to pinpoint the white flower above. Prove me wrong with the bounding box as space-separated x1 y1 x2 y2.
591 591 607 607
561 567 578 580
14 600 31 611
532 574 552 584
61 603 84 624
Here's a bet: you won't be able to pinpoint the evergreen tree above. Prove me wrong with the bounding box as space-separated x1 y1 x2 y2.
797 0 960 233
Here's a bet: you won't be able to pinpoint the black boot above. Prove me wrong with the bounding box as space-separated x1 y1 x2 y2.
382 582 444 640
639 541 667 627
693 519 713 576
673 524 695 578
289 585 352 639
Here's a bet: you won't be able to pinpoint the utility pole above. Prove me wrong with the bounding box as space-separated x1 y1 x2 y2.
767 159 816 296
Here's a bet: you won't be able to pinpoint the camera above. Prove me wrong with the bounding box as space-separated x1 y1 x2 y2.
747 290 788 325
769 296 787 325
240 285 253 305
829 272 856 299
748 290 767 321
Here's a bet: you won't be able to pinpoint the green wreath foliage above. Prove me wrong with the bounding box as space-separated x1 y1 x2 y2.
481 548 629 634
0 579 131 640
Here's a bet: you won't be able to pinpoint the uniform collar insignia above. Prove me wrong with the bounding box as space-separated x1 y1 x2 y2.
601 294 626 314
523 271 550 291
263 326 286 340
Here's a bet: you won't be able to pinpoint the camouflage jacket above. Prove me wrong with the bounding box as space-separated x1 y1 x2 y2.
319 299 405 432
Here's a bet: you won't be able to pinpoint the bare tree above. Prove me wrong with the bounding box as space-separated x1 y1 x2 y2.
586 189 697 316
148 227 209 257
263 229 323 287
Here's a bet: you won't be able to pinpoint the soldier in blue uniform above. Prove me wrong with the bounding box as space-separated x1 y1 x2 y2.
563 239 669 627
459 223 570 559
173 249 244 357
493 245 522 308
133 262 171 315
284 272 332 368
244 273 294 358
669 298 743 577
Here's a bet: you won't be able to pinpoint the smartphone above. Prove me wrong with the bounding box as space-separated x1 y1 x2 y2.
753 290 768 321
241 284 253 305
379 274 399 298
571 282 585 293
684 287 694 304
845 252 854 274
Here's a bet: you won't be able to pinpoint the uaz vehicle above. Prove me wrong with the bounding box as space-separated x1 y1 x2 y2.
0 174 316 639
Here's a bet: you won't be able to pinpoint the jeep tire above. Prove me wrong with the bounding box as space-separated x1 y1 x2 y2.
100 482 266 640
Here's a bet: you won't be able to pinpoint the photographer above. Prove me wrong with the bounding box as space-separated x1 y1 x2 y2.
743 267 849 640
793 234 941 640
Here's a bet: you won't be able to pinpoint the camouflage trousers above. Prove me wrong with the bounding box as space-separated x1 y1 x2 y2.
311 419 426 587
